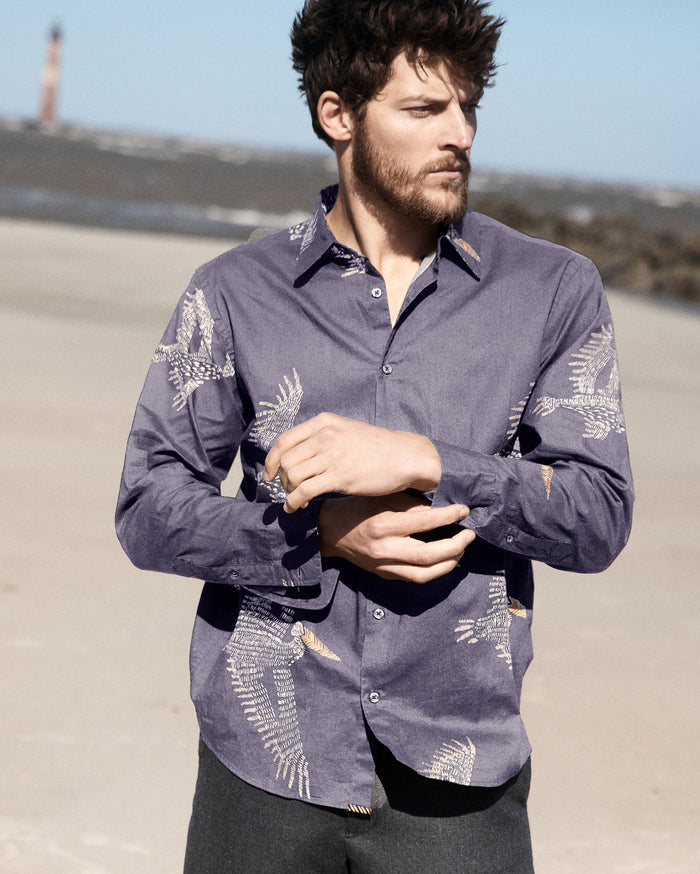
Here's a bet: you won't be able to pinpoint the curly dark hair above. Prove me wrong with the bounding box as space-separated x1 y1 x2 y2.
291 0 505 147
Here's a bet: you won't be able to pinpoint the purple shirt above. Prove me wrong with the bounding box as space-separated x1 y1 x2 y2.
116 185 633 811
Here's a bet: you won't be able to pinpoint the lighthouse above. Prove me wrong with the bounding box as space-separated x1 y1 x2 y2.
39 25 62 129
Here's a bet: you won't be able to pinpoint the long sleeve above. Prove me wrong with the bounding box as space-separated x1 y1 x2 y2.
431 257 634 573
118 197 636 808
115 274 324 596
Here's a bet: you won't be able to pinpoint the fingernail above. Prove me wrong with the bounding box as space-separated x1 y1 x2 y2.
458 506 470 519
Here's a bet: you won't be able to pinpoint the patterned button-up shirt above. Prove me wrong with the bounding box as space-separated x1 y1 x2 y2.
116 185 633 811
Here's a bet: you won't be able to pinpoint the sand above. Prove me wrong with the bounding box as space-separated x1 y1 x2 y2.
1 217 698 873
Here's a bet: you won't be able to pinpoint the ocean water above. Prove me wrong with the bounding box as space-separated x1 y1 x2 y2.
0 181 312 238
0 122 337 237
1 120 699 240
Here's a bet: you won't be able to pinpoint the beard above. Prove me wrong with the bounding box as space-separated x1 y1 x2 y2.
351 119 470 227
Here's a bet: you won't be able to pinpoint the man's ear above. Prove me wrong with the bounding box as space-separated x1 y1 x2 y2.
317 91 354 144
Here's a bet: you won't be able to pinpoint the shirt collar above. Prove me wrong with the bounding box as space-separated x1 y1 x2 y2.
293 186 340 282
294 184 482 282
443 209 482 279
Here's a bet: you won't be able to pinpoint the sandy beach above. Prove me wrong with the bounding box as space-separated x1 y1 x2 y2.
1 217 698 873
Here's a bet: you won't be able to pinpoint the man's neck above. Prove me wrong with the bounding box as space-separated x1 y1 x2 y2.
327 180 441 266
326 182 441 324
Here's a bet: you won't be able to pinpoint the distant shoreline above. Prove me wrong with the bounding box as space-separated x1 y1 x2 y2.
5 114 698 196
1 118 698 305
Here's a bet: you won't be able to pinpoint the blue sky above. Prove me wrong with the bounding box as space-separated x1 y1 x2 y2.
2 1 698 189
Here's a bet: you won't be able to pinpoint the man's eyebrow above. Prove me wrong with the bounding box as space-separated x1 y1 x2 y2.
397 93 448 104
397 92 477 108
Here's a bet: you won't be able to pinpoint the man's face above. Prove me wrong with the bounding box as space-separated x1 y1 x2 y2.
350 52 478 227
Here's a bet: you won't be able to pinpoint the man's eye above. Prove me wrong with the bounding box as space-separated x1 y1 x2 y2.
408 106 433 116
462 104 480 116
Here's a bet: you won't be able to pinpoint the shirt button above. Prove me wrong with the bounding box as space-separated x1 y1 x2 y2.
368 691 381 704
382 364 393 375
371 287 383 298
373 608 385 621
506 535 514 543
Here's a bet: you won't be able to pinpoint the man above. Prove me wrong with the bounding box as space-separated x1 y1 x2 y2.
116 1 633 871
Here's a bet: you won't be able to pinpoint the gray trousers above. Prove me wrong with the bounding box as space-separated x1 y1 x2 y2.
184 738 534 873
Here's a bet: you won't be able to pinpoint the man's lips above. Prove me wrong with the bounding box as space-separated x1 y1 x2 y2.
428 168 468 182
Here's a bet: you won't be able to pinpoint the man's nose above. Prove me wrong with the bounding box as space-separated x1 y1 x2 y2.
443 104 476 151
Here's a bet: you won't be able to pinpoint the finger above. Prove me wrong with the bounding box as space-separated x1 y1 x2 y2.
389 504 470 537
278 452 326 493
374 529 476 582
367 527 471 567
374 556 463 584
264 417 323 482
283 471 338 513
395 528 474 567
276 432 326 482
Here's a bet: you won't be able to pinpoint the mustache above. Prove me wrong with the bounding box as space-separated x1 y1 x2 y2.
425 155 471 174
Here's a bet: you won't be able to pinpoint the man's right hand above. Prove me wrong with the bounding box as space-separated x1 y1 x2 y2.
318 493 475 583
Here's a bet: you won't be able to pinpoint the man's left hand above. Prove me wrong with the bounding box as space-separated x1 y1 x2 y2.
263 413 442 513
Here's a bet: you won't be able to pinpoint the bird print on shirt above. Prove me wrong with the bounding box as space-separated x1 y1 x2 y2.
455 576 526 669
332 246 367 278
501 382 536 459
152 288 235 410
250 370 303 502
225 593 340 800
289 214 317 254
533 324 625 439
421 737 476 785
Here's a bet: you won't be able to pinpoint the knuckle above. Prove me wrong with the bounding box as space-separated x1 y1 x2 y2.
318 424 338 444
316 412 336 429
366 540 384 561
283 467 300 488
274 432 290 451
294 481 311 502
365 517 385 539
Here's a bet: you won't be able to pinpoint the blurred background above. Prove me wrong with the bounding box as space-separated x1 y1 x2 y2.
1 0 698 302
1 2 698 873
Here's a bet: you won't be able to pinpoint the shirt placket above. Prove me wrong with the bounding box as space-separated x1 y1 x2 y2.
358 269 436 736
372 268 436 428
360 599 392 720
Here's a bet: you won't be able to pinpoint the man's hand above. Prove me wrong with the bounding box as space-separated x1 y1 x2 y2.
264 413 442 513
318 493 475 583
